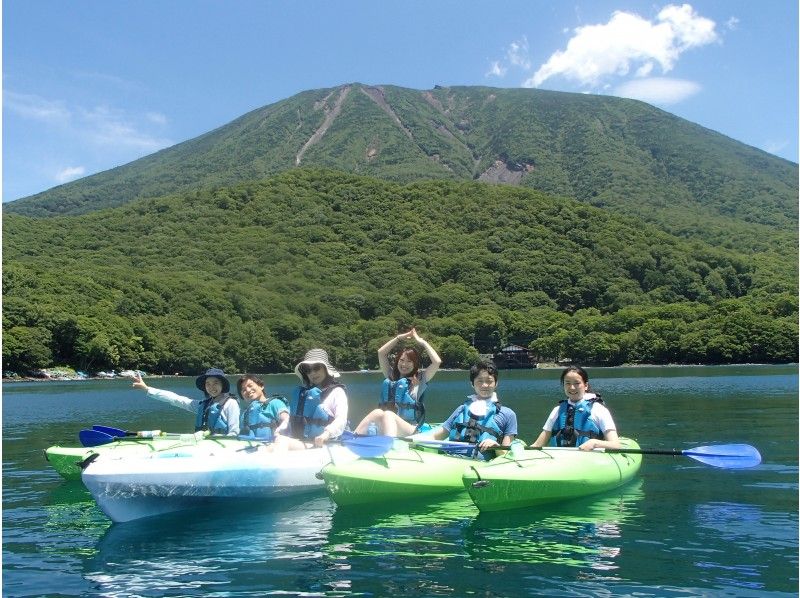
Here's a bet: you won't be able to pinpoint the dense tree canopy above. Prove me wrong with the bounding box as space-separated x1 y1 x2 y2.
3 170 796 375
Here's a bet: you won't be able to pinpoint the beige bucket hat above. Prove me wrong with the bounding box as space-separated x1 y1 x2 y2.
294 348 340 380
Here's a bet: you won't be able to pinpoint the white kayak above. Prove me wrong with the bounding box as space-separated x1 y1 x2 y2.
81 441 359 523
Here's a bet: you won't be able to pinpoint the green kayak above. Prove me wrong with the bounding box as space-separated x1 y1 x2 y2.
463 437 642 512
44 434 254 481
321 440 480 506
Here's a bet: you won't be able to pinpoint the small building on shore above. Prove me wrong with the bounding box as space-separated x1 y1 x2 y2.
491 344 538 369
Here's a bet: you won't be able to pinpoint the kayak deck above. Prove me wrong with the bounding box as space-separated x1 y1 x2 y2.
45 436 200 481
81 444 360 522
45 435 253 481
321 441 475 506
463 437 642 512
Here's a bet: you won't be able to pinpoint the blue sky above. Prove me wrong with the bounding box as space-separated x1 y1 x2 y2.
3 0 797 202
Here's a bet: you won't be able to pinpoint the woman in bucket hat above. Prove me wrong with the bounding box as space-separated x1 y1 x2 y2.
274 348 349 450
132 367 241 436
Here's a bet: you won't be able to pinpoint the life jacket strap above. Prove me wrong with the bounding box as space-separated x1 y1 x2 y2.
454 419 502 443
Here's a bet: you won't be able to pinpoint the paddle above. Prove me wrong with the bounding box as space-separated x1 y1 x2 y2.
313 427 763 470
332 435 483 458
332 432 395 458
586 443 763 469
79 426 163 447
92 425 163 438
78 427 201 447
405 440 763 468
79 429 118 447
520 443 761 469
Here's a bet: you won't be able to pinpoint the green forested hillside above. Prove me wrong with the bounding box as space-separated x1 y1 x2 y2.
4 170 796 375
6 85 797 256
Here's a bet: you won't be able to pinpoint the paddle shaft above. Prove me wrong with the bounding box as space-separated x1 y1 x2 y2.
523 442 761 468
526 446 739 457
334 435 760 468
603 448 687 456
93 425 162 438
524 446 683 456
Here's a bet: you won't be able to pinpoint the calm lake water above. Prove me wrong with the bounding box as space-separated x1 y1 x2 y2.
3 365 798 597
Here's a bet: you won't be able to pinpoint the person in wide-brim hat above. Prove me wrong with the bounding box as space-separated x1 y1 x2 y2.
274 348 348 451
294 348 340 381
131 366 240 436
195 367 231 394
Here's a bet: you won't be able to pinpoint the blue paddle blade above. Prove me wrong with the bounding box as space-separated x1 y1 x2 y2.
337 434 395 458
79 429 116 447
413 440 473 450
92 425 128 437
413 440 477 456
683 444 762 469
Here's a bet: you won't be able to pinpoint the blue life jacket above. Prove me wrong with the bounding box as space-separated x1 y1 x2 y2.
195 393 236 434
449 399 503 444
289 384 345 440
379 377 425 425
551 396 604 447
240 395 288 441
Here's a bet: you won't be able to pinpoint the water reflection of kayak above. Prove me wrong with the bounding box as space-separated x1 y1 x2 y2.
470 476 645 530
327 493 477 559
86 496 336 595
464 478 645 567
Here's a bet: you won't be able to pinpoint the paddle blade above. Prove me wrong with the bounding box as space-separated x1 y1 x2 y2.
78 429 116 447
413 440 477 456
338 434 395 458
683 444 762 469
92 425 129 437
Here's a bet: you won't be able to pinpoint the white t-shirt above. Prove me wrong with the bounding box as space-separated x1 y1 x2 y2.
147 387 241 436
319 385 348 438
542 393 617 434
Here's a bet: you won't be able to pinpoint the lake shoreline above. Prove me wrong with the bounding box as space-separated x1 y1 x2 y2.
4 361 796 383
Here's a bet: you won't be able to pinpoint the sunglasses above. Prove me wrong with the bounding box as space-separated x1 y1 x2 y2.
300 363 326 375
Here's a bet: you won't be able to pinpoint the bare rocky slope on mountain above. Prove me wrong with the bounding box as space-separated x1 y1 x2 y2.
6 84 796 252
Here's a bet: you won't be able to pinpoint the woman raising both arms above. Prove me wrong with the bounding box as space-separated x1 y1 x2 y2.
354 328 442 437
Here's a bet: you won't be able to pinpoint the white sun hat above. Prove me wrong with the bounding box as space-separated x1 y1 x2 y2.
294 348 341 380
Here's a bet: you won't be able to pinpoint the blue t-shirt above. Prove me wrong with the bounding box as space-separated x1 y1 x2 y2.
442 400 518 438
241 397 289 437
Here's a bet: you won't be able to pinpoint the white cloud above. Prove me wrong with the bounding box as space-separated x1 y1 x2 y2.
80 105 171 152
146 111 168 126
6 89 173 154
73 70 145 93
486 61 507 78
4 91 71 123
485 37 530 78
615 77 701 104
507 37 531 69
524 4 718 89
55 166 86 183
763 140 789 156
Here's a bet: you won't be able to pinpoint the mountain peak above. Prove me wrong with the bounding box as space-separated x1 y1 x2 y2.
5 84 796 249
